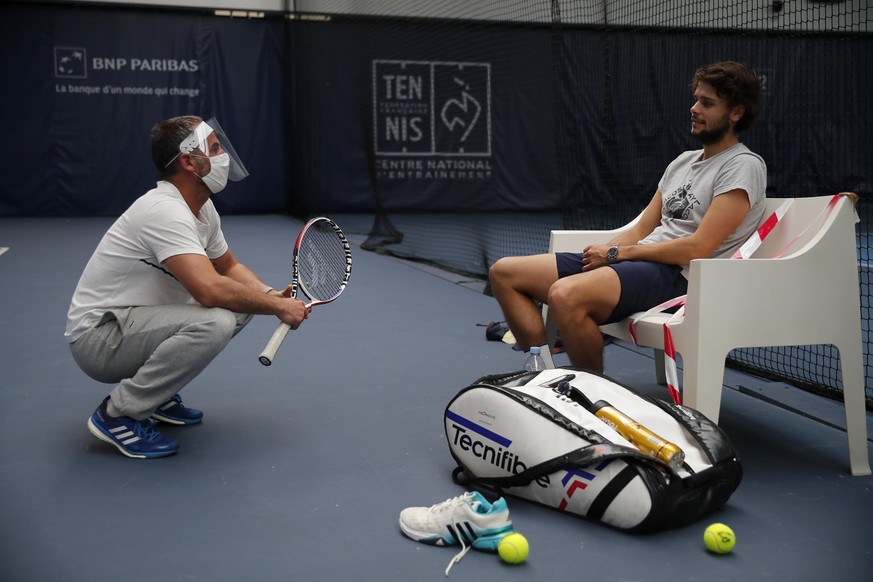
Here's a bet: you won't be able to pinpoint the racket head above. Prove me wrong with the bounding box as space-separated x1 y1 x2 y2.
291 217 352 306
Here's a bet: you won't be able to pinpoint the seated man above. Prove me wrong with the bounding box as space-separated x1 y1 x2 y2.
490 61 767 372
66 115 309 459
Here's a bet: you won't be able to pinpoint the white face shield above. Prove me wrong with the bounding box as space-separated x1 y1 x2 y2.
164 117 249 184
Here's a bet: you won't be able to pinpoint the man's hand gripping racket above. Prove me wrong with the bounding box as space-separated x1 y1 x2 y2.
259 217 352 366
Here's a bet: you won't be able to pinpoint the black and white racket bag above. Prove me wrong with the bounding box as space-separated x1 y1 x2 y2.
445 368 742 533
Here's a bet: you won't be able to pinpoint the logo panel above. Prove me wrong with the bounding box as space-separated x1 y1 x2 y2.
373 59 491 158
373 61 432 155
433 62 490 156
55 47 87 78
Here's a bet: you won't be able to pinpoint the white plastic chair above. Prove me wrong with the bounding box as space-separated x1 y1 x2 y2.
545 195 871 476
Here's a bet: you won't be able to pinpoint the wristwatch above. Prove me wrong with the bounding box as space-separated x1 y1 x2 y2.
607 245 619 264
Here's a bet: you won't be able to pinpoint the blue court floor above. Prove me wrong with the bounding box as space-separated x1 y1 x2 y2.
0 215 871 582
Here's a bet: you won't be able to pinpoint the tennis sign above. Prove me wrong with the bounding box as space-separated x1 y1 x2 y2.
373 60 492 182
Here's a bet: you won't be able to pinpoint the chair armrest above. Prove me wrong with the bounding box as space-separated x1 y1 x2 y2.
548 213 642 253
549 230 618 253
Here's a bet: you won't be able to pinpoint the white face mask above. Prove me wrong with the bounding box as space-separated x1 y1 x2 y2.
198 152 230 194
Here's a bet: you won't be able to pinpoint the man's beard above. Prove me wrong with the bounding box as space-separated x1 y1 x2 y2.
692 113 731 145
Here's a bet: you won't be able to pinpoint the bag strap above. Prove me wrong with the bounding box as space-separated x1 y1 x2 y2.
454 442 672 491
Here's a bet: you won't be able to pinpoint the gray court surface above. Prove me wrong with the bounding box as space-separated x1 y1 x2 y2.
1 215 871 582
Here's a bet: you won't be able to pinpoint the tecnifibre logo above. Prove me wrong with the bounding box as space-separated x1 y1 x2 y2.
558 460 616 511
446 410 527 475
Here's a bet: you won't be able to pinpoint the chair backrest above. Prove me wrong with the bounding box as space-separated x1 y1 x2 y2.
751 196 846 260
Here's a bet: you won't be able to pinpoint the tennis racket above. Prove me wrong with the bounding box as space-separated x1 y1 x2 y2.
258 217 352 366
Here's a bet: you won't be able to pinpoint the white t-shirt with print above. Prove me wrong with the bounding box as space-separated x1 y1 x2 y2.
641 143 767 277
65 181 228 343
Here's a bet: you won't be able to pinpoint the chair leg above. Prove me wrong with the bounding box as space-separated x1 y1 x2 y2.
837 339 872 476
654 349 666 385
543 305 558 350
679 348 727 424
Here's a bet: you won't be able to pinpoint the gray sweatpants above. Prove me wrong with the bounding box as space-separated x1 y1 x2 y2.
70 304 252 420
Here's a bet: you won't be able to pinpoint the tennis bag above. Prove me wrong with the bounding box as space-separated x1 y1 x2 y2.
445 368 742 533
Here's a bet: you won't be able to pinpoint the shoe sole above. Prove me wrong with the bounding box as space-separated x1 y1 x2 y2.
398 519 512 551
87 417 177 459
150 412 202 426
399 520 453 546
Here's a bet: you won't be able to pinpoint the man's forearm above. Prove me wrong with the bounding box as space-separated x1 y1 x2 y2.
220 260 272 293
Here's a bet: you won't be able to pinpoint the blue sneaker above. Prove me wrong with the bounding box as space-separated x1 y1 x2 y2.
151 394 203 425
87 398 179 459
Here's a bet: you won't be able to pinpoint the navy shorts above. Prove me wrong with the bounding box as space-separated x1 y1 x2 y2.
555 253 688 324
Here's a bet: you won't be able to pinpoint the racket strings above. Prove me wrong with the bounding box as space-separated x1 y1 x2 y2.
297 225 350 302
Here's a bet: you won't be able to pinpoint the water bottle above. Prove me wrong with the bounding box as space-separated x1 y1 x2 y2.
524 346 546 372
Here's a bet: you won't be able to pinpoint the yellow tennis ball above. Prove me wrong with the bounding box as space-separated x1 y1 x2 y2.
498 533 529 564
704 523 735 554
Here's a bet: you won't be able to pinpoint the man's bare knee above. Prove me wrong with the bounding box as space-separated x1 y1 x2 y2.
489 256 524 293
488 257 508 286
547 278 580 315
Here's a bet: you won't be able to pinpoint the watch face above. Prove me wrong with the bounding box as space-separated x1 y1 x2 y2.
608 246 618 263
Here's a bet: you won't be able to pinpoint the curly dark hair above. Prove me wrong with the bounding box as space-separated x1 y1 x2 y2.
692 61 761 133
150 115 202 179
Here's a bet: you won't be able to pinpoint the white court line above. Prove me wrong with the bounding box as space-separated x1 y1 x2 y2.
0 247 8 256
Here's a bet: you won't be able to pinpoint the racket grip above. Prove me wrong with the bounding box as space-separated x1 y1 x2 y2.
259 323 291 366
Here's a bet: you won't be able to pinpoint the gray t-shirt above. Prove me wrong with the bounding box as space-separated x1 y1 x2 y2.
65 181 228 343
641 142 767 277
